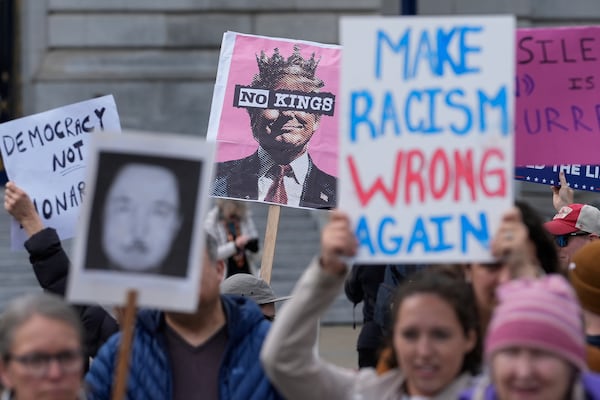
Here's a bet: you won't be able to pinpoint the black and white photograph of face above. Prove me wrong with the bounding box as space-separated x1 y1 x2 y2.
85 153 201 278
101 163 182 273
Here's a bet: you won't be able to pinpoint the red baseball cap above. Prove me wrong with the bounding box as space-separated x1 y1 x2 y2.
544 204 600 236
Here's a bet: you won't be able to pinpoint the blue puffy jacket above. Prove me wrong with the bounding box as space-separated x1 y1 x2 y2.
85 295 281 400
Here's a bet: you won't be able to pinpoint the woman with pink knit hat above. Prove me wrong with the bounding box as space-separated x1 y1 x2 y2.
461 275 600 400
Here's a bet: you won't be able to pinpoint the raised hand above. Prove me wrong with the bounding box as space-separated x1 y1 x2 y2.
4 181 44 237
319 210 357 276
552 171 574 212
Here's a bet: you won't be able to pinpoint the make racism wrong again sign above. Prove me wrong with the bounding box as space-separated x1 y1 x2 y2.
339 16 515 264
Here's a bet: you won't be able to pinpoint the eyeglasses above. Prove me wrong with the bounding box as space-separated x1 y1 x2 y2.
263 314 275 322
554 232 590 248
5 350 83 378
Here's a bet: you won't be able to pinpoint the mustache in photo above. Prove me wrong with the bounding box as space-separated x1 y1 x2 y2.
123 240 149 254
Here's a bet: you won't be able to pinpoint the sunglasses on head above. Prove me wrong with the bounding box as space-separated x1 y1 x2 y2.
554 232 590 248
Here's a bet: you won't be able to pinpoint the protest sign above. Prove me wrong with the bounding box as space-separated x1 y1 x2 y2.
0 158 6 185
207 31 341 209
0 95 121 250
339 16 515 263
516 26 600 166
67 132 215 312
515 164 600 192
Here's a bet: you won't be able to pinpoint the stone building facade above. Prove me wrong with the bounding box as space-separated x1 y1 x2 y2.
1 0 599 320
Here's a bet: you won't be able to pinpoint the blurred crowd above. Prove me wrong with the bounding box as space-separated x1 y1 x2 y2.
2 171 600 400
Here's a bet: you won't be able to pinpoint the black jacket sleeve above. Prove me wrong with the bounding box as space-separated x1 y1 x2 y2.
25 227 69 295
344 264 364 305
24 228 119 359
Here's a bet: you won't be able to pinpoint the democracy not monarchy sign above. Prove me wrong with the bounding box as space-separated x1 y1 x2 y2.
0 96 121 250
339 16 515 263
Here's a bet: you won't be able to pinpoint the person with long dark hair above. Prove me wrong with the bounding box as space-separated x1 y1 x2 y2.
465 201 559 338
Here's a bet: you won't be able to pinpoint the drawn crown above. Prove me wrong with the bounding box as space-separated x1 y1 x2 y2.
255 45 321 83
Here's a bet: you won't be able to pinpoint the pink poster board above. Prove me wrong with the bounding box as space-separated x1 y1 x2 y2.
516 26 600 166
207 32 341 209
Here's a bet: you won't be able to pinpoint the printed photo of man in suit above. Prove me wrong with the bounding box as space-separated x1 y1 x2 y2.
212 45 336 209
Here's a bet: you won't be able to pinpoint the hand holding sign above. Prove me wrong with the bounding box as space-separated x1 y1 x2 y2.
552 171 574 212
0 95 121 250
4 181 43 237
490 206 540 279
319 210 357 276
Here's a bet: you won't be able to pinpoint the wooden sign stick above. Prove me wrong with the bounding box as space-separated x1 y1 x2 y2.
111 289 138 400
259 205 281 284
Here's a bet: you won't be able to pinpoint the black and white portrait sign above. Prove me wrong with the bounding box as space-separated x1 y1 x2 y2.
67 131 215 312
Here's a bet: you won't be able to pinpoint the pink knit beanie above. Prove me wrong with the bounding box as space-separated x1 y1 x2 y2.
485 275 586 371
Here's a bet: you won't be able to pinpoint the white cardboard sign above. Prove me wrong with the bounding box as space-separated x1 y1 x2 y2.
67 132 215 312
0 95 121 250
339 16 515 263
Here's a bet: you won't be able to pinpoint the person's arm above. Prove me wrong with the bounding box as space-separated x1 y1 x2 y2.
552 171 574 212
81 306 120 362
4 181 44 236
218 241 238 260
4 181 68 293
261 211 358 400
25 227 70 294
490 207 542 279
5 181 119 359
28 232 118 360
344 264 364 305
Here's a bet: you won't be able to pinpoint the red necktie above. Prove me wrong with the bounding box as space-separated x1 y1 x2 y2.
264 164 293 204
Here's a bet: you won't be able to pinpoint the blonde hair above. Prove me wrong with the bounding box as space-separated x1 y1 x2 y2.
0 293 83 358
217 199 247 220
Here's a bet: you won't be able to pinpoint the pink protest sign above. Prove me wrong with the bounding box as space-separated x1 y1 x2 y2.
516 26 600 166
207 32 341 209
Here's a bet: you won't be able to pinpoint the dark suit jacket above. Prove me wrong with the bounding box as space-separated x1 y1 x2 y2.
212 151 336 209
